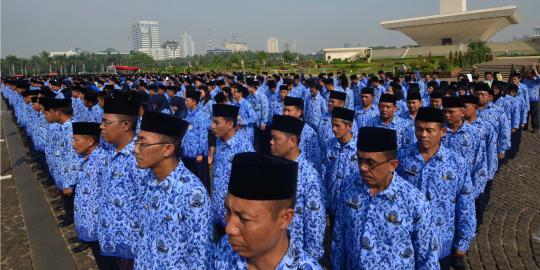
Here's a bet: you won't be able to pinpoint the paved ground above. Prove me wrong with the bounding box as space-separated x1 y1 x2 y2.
466 130 540 270
1 123 33 270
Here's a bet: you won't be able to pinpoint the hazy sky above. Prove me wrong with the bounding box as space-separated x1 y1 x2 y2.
2 0 539 58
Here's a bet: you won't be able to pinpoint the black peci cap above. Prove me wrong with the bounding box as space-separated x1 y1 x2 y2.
415 107 444 123
357 127 397 152
228 152 298 201
271 115 304 136
140 111 189 140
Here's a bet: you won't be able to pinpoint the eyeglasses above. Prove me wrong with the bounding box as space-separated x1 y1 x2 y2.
101 119 128 127
134 139 171 150
358 157 391 170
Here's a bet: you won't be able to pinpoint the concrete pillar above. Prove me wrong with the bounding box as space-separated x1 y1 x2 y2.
440 0 467 14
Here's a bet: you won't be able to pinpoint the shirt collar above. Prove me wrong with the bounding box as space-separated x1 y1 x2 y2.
359 172 399 199
413 144 447 163
147 162 186 188
116 137 136 157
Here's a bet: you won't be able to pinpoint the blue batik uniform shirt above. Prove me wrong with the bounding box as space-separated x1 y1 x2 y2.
134 162 213 270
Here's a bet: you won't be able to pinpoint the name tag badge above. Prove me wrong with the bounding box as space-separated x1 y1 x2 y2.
404 170 417 176
346 200 358 210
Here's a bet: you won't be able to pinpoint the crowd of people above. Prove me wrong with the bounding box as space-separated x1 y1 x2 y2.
1 66 539 270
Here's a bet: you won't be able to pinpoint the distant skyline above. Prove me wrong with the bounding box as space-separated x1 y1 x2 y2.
1 0 539 58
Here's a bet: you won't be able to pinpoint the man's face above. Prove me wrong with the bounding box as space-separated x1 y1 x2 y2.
282 106 302 119
224 194 292 259
72 91 81 99
378 102 396 120
474 91 491 106
361 94 373 106
485 74 493 81
358 151 397 187
31 102 40 111
72 134 94 156
511 77 520 85
44 110 54 123
232 88 242 101
309 87 318 97
443 107 464 125
328 99 344 112
279 90 288 100
23 96 32 104
463 103 477 119
415 121 445 150
100 114 129 144
134 131 172 169
331 118 351 140
430 98 442 109
211 117 233 139
407 100 421 113
185 97 197 110
269 130 294 157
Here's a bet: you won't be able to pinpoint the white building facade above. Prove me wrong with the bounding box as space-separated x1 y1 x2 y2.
267 37 279 53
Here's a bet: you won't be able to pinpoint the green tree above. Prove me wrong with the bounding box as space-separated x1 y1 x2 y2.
126 52 155 69
256 51 268 68
283 50 294 64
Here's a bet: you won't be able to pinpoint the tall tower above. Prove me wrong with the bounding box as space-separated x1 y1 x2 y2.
267 37 279 53
207 28 214 54
131 21 161 50
180 32 196 58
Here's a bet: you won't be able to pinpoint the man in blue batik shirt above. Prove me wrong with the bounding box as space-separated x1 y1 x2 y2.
304 81 328 130
323 107 359 213
82 90 104 123
182 89 211 193
231 85 257 144
133 111 212 270
522 66 540 133
283 96 322 173
349 74 364 109
473 82 511 168
213 153 322 270
71 122 115 269
397 107 476 270
98 97 150 269
246 80 270 152
366 94 416 149
354 87 379 128
442 97 489 200
332 127 440 270
462 95 498 231
317 90 358 156
269 115 326 261
48 98 79 227
211 104 254 228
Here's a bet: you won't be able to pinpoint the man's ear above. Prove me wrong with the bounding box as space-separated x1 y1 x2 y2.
389 159 399 173
278 208 295 230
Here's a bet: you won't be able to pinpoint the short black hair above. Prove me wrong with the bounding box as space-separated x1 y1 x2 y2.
51 107 73 116
223 116 238 128
262 198 296 220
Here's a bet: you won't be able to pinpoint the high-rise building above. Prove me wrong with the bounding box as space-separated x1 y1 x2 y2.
223 41 249 52
179 32 195 58
281 40 297 53
162 40 182 59
267 37 279 53
131 21 161 50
